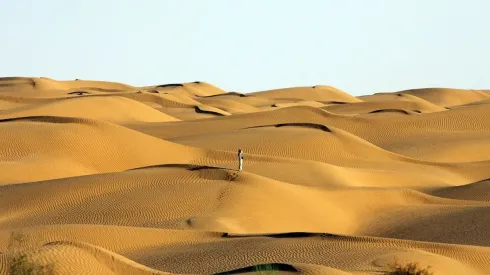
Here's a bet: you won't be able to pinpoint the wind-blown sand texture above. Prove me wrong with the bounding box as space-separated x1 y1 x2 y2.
2 77 490 274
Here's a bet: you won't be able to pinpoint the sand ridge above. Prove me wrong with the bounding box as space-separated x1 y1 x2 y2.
2 77 490 274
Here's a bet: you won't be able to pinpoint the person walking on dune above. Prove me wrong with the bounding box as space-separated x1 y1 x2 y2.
238 149 243 171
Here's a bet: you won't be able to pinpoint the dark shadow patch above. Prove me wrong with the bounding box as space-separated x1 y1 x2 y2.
264 232 316 238
222 232 319 239
147 90 159 94
412 110 422 113
127 164 237 181
429 178 490 202
275 123 331 132
188 165 224 171
0 116 91 124
128 164 224 171
369 109 410 115
193 81 201 84
245 123 332 132
200 92 248 98
322 101 348 105
156 83 184 88
194 106 226 116
396 93 403 97
67 91 90 95
213 263 297 275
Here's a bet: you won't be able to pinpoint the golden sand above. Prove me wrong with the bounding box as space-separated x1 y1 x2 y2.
1 77 490 274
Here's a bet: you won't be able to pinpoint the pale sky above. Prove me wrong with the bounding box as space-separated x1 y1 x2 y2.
1 0 489 96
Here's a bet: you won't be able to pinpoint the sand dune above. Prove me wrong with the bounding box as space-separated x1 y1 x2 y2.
2 225 490 274
397 88 490 107
144 81 227 98
323 96 446 115
250 85 361 103
0 96 179 123
0 116 202 184
2 78 490 275
0 77 134 98
429 179 490 201
195 98 261 114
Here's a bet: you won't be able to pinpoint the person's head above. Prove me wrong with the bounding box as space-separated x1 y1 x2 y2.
238 149 242 153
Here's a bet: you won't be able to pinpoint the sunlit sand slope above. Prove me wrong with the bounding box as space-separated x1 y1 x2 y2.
2 77 490 275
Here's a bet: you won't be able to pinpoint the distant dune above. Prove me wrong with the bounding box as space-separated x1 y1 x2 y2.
2 77 490 275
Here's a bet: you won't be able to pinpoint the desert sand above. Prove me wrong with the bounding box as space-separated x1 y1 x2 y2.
1 77 490 274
